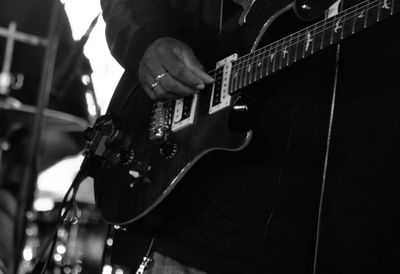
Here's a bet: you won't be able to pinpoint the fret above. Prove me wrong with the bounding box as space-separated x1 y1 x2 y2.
296 30 306 60
313 22 323 52
342 9 354 40
392 0 397 14
246 52 255 85
240 62 247 89
261 50 269 76
276 40 284 70
310 23 317 54
264 51 272 76
277 39 284 70
258 49 265 79
270 45 278 73
352 4 359 33
226 0 399 93
262 44 272 76
287 34 297 65
280 37 290 69
379 0 395 20
323 17 334 46
377 0 382 20
249 52 257 85
250 52 258 84
254 58 261 81
254 52 260 81
302 25 315 57
330 14 344 44
259 48 267 79
366 1 379 27
291 33 299 63
363 1 369 28
320 18 327 50
242 55 248 86
354 3 368 32
253 50 260 80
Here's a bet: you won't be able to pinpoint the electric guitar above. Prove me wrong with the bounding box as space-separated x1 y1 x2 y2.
93 0 399 225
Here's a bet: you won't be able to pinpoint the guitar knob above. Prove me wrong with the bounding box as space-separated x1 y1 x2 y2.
160 141 178 159
120 149 135 166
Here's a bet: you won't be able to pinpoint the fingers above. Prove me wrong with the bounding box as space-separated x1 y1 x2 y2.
139 63 194 101
138 37 214 101
182 49 214 86
162 47 213 90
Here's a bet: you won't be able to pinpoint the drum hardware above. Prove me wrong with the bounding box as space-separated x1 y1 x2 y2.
0 22 46 95
0 99 89 133
20 203 108 274
29 161 89 274
0 5 99 274
6 3 65 273
0 25 48 46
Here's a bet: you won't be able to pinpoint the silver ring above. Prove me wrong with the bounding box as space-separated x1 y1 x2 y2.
151 81 158 90
150 73 166 90
155 73 166 81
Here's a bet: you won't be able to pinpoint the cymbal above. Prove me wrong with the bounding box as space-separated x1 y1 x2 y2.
0 96 88 132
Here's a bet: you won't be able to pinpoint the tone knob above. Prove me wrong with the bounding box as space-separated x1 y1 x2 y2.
160 141 178 159
120 149 135 166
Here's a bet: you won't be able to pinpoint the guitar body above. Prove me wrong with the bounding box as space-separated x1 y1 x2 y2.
93 0 400 225
94 82 252 224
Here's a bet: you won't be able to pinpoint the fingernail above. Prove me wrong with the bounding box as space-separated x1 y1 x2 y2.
196 83 205 90
205 75 214 83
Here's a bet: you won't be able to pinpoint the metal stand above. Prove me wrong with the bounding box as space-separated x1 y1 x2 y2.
9 2 63 273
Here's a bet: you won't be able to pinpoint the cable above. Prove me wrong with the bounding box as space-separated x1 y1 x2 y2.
30 160 89 274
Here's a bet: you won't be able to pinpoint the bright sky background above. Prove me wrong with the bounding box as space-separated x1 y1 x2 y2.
61 0 124 114
37 0 124 209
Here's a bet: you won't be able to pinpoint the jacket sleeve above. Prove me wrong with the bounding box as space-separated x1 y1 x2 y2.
101 0 189 77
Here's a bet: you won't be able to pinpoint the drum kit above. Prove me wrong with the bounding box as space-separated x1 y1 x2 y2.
0 13 111 274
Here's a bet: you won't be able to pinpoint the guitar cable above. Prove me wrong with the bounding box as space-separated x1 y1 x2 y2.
30 162 89 274
262 90 307 240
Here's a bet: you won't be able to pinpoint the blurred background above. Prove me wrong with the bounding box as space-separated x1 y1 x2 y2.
0 0 124 273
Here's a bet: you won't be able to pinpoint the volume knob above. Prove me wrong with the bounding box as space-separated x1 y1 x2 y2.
160 141 178 159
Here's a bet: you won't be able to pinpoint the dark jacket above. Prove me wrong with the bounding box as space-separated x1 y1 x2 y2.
100 0 400 273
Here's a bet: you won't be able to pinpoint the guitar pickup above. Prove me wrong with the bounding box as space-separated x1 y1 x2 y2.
171 94 198 132
209 53 237 114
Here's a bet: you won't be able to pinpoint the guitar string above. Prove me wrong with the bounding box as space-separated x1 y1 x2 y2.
228 0 387 77
159 0 388 107
205 0 386 81
221 0 385 77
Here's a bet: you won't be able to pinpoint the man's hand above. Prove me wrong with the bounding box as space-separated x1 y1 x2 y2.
138 37 214 101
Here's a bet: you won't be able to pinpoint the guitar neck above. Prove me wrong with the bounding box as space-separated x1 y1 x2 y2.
228 0 399 94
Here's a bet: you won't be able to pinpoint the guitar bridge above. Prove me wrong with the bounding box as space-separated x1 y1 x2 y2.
149 101 173 140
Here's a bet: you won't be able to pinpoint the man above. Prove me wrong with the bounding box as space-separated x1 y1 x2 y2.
100 0 400 273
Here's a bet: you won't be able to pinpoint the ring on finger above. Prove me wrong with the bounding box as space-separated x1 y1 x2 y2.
150 73 167 90
151 81 158 90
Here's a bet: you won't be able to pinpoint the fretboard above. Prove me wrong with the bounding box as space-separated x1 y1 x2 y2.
228 0 399 93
